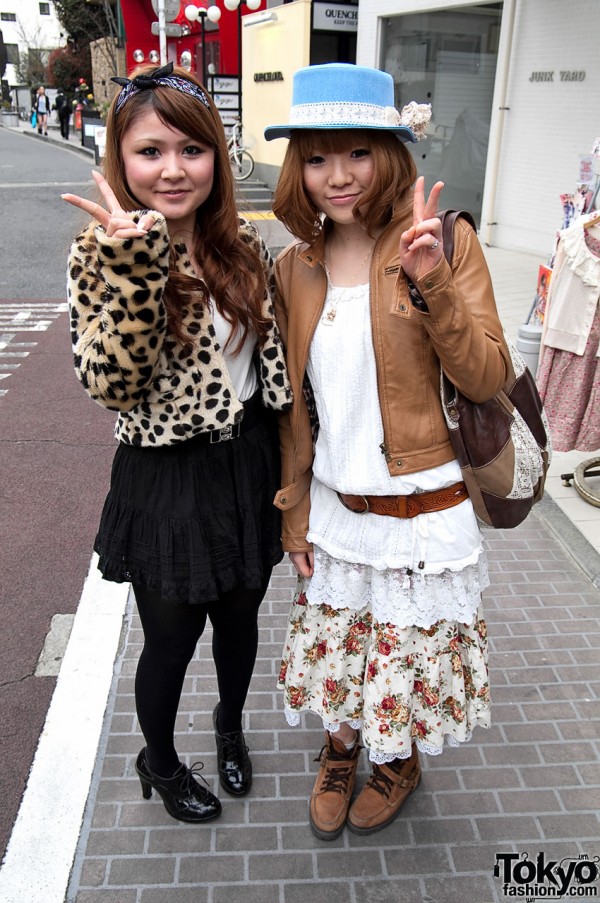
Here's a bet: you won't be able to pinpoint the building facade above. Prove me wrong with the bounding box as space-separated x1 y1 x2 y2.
1 0 62 96
357 0 600 256
242 0 359 184
245 0 598 257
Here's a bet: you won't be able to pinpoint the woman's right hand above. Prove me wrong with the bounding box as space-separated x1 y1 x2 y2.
289 550 314 578
399 176 444 282
62 170 155 239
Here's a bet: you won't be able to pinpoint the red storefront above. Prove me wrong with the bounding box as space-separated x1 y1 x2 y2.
118 0 266 81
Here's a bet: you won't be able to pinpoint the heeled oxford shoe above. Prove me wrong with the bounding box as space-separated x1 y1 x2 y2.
213 704 253 796
135 748 222 823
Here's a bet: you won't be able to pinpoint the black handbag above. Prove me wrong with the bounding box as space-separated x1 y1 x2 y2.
438 210 551 529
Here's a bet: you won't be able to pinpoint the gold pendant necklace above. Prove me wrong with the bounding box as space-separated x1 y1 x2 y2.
322 242 374 325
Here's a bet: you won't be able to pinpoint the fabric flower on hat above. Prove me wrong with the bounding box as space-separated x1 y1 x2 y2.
384 106 402 127
399 101 432 141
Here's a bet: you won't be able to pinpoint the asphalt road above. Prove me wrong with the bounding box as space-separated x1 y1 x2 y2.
0 126 116 859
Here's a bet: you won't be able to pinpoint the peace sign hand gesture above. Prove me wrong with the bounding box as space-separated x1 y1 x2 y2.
62 170 155 239
399 176 445 282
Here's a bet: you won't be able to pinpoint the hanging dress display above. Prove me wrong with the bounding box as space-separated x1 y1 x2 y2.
536 213 600 452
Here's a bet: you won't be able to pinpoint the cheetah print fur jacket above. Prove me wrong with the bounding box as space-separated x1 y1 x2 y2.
67 212 292 447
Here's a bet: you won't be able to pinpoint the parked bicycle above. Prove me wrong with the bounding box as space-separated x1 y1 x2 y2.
227 118 254 181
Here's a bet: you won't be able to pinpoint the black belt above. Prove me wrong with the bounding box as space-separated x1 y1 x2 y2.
192 390 263 445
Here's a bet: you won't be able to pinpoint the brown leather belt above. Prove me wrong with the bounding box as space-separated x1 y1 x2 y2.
337 481 468 518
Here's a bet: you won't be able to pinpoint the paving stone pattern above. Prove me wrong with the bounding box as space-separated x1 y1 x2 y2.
67 509 600 903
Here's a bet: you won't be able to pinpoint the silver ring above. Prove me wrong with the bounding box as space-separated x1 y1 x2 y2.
429 239 440 250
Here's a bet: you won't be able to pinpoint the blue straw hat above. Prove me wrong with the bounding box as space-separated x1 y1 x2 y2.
264 63 423 143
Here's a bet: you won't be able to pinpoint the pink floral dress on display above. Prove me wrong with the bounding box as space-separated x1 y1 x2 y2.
537 220 600 452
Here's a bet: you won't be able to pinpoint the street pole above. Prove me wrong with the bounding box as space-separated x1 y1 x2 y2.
199 9 207 86
157 0 167 64
237 8 242 120
184 5 221 87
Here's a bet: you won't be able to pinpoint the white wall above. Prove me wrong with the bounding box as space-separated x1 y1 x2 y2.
492 0 599 255
243 0 312 185
357 0 600 256
1 0 63 88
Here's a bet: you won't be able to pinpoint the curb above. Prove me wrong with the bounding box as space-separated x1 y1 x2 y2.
535 492 600 589
1 123 94 157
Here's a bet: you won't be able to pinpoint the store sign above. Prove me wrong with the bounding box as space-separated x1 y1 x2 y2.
214 94 238 109
210 77 239 93
254 71 284 82
529 70 586 82
313 3 358 33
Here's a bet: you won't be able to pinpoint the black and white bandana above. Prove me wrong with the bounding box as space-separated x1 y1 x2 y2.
111 62 211 114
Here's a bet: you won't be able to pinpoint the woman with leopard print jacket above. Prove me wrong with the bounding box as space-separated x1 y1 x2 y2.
63 63 292 826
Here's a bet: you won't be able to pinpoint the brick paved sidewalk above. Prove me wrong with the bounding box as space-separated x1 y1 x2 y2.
66 496 600 903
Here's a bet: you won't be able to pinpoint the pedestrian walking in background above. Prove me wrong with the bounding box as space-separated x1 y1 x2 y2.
265 63 510 839
33 86 50 136
62 63 292 825
53 89 71 140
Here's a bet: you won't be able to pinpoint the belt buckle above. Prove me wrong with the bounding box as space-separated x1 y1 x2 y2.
338 493 370 514
210 422 241 444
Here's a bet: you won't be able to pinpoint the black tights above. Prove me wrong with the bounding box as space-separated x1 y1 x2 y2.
133 581 268 777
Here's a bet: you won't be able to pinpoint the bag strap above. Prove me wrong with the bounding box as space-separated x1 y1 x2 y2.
438 209 479 401
438 209 477 264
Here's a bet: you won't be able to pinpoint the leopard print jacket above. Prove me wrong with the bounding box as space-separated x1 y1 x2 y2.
67 213 292 447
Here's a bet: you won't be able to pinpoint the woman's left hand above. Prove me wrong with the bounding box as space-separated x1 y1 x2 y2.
399 176 445 282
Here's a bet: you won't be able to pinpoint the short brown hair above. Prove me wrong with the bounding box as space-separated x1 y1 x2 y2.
102 65 269 349
272 129 417 244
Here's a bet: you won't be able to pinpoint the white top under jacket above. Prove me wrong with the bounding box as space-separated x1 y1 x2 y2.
304 281 488 629
209 300 258 401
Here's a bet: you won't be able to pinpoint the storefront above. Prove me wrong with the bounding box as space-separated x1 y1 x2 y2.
117 0 260 91
246 0 359 186
358 0 600 256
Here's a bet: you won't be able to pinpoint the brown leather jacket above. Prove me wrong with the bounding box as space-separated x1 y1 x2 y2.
272 194 510 553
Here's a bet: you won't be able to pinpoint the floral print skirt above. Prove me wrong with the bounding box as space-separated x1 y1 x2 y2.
278 581 491 763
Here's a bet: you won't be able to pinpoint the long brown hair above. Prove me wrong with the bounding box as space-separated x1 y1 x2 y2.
103 65 269 350
272 129 417 244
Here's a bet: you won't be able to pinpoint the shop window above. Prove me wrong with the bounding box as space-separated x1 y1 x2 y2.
382 3 502 225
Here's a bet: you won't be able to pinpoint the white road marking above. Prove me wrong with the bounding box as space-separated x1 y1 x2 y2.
0 305 67 397
0 557 130 903
0 181 93 188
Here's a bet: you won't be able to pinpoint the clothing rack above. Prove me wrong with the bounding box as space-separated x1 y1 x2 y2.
552 146 600 507
527 143 600 326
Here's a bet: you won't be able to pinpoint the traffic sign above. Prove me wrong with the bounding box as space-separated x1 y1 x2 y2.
151 21 185 36
151 0 181 23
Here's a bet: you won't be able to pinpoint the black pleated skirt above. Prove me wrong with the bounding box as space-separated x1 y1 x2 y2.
94 393 282 604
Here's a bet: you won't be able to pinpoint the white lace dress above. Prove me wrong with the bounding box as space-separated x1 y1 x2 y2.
278 281 491 761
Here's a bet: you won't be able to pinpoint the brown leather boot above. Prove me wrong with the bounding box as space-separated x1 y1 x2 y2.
309 732 362 840
347 744 421 835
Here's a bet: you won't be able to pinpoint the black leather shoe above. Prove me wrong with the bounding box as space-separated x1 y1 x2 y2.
213 704 252 796
135 748 222 823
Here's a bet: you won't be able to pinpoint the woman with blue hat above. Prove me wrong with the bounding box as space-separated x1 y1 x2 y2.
266 63 509 838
